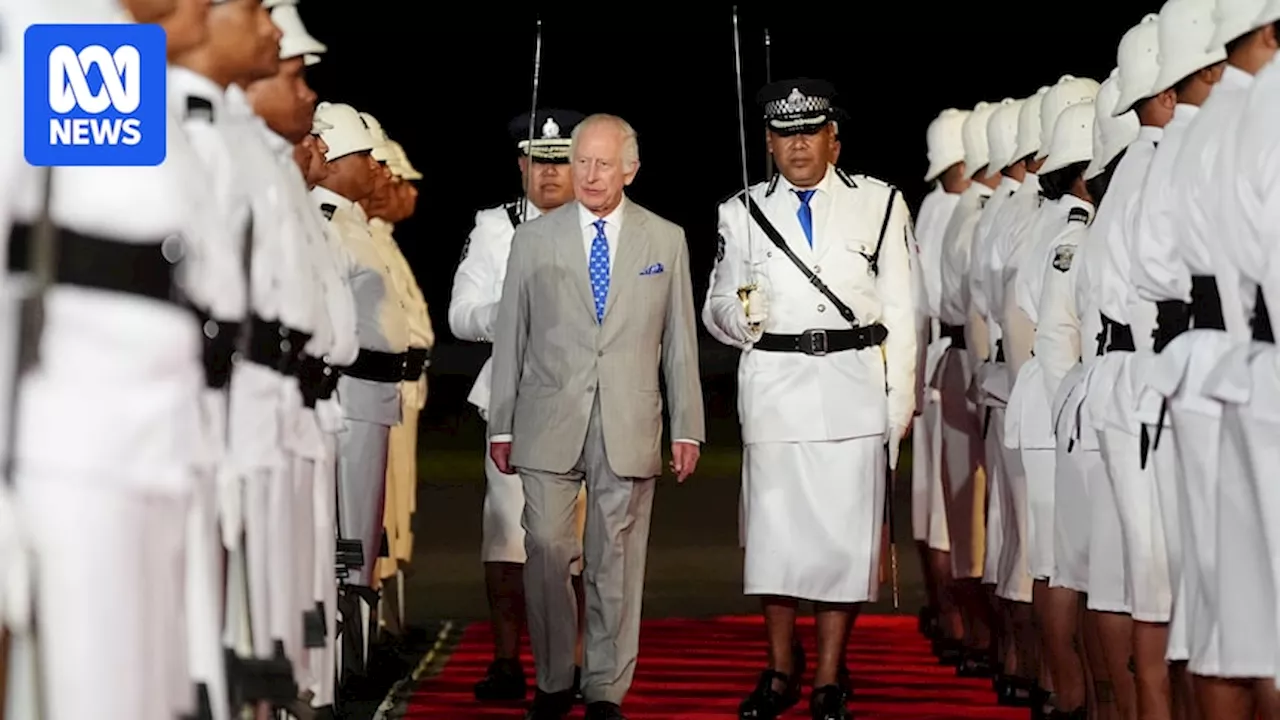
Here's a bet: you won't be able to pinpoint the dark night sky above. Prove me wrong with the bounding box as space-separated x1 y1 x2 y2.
301 2 1145 347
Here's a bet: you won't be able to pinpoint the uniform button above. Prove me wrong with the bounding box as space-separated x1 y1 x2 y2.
818 304 826 313
766 251 773 258
597 351 604 357
813 265 821 273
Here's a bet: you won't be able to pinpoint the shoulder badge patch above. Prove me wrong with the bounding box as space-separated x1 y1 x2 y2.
1067 207 1090 224
716 233 726 263
460 236 471 261
1052 244 1076 273
319 203 337 221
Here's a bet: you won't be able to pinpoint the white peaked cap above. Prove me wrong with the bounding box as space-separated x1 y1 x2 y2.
1012 86 1051 164
1036 75 1100 161
961 102 999 179
1041 99 1097 176
387 140 422 181
924 108 969 182
1210 0 1267 48
1086 68 1141 180
270 4 326 62
313 102 375 161
1114 14 1162 115
358 112 393 162
1152 0 1227 95
984 98 1025 178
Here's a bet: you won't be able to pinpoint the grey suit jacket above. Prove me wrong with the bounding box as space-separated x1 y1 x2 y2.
488 199 705 479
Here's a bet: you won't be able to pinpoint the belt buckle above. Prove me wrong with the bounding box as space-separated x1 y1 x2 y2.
801 329 828 356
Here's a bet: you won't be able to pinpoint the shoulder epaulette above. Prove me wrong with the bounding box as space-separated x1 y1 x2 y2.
319 203 337 221
721 188 749 205
978 195 990 209
834 167 858 188
1052 244 1076 273
186 96 214 122
1067 207 1090 224
764 173 780 197
853 173 892 190
505 201 522 229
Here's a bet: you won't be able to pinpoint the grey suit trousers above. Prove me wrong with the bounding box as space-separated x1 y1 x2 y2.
337 419 390 587
519 395 656 705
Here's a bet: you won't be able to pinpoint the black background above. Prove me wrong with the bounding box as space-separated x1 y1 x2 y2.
301 2 1142 347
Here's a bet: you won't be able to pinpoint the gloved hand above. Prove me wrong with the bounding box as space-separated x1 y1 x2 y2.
0 484 32 631
743 287 768 335
886 423 908 471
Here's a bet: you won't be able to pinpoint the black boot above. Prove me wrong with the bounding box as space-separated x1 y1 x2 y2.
738 670 799 719
809 684 851 720
474 658 527 702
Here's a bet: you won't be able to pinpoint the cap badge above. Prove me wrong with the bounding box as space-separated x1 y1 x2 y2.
787 88 805 106
541 117 560 139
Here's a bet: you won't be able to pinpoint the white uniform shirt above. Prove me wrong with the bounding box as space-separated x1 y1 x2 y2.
1233 53 1280 316
971 175 1021 355
938 182 994 327
915 185 960 319
1032 201 1093 398
706 166 918 441
1131 104 1199 305
1094 127 1161 343
989 175 1042 317
1015 197 1072 325
1170 66 1254 339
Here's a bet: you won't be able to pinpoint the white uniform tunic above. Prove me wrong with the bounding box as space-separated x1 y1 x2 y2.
936 182 992 580
706 167 916 603
1129 103 1208 668
1167 65 1270 678
911 185 958 554
1088 126 1174 627
450 200 587 571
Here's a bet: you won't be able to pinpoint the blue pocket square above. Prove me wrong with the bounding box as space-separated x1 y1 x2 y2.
640 263 664 276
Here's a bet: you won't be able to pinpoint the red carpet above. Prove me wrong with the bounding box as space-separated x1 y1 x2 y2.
403 615 1028 718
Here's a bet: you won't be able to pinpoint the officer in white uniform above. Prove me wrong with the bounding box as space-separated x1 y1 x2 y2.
7 0 211 717
1161 1 1280 712
913 108 967 650
1213 0 1280 706
1128 0 1226 691
449 109 589 703
705 78 916 720
311 101 407 679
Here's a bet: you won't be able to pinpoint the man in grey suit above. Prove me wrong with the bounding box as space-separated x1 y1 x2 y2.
488 113 706 720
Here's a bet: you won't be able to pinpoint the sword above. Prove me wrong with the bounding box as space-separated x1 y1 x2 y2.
519 16 544 224
763 27 774 179
730 7 758 323
881 345 900 609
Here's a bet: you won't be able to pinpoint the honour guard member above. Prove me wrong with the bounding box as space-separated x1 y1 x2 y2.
914 108 968 655
1223 0 1280 702
312 101 407 678
7 0 213 717
705 78 916 720
1129 0 1225 705
1212 0 1280 710
356 112 432 637
1088 14 1186 718
449 109 589 702
1162 0 1280 713
936 99 1000 672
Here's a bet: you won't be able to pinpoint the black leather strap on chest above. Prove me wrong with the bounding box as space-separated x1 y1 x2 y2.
505 203 522 229
1253 287 1274 343
739 188 897 329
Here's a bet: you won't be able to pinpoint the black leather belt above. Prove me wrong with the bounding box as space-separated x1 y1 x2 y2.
344 348 408 383
994 338 1005 362
8 222 184 306
193 309 240 389
1253 287 1274 343
246 317 310 376
1097 313 1135 355
298 354 341 408
405 346 430 379
1189 275 1225 331
753 325 888 356
941 322 966 350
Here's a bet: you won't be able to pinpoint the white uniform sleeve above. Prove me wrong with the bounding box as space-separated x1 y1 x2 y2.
705 196 759 345
1033 230 1084 400
1131 165 1191 303
878 191 919 432
449 209 507 342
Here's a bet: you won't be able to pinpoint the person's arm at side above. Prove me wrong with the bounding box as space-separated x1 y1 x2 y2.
662 225 706 482
878 191 919 470
449 210 504 342
486 223 533 474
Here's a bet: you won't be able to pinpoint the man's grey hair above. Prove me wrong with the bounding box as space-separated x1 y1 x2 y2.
570 114 640 170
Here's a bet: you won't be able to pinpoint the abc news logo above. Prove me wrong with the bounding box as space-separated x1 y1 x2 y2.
24 24 167 167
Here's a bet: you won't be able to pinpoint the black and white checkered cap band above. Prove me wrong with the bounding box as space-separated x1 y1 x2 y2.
764 93 832 120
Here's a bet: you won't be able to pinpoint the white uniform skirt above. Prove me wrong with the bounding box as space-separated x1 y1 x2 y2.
1050 366 1092 594
1098 351 1175 627
991 406 1033 603
1079 359 1129 613
743 437 885 603
1007 358 1056 581
982 419 1004 587
481 436 585 575
937 348 985 580
915 336 953 552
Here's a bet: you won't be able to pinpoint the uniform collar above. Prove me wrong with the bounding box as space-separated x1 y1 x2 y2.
312 184 368 222
167 66 224 119
1137 125 1163 144
775 164 835 197
1060 193 1095 222
971 181 995 198
222 83 255 120
997 175 1021 194
1172 103 1200 125
578 195 626 229
1221 63 1254 89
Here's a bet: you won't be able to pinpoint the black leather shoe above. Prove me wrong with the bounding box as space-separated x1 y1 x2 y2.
524 689 573 720
995 675 1035 707
584 701 627 719
474 658 527 702
809 684 851 720
932 637 964 666
572 666 583 704
739 669 799 719
956 647 995 678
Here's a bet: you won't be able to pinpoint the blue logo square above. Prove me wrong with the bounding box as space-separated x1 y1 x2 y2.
24 24 167 167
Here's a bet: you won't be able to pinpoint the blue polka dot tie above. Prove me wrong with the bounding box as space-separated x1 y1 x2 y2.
589 219 610 323
795 189 815 246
